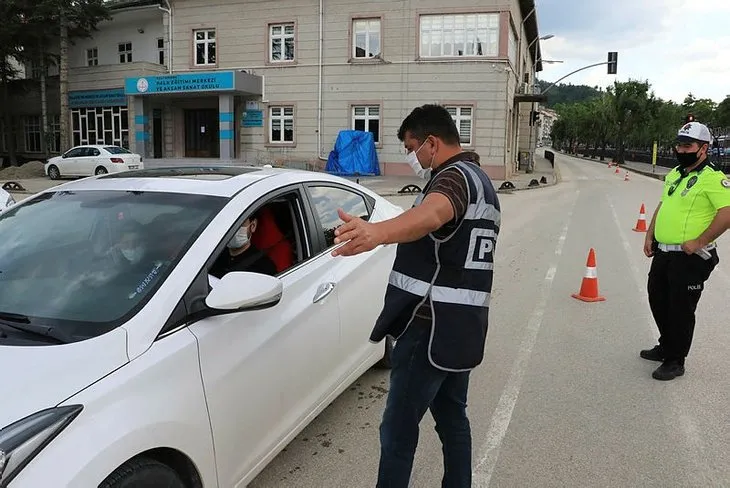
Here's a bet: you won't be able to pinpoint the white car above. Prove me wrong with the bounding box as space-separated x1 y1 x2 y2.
0 166 401 488
45 145 144 180
0 186 14 212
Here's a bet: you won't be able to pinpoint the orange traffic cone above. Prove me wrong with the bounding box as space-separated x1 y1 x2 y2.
572 248 606 302
615 167 620 174
633 204 647 232
624 171 630 181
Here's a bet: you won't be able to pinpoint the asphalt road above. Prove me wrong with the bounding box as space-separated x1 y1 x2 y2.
249 152 730 488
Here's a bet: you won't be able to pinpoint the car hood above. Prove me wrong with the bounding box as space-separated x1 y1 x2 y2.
0 327 128 429
46 156 62 165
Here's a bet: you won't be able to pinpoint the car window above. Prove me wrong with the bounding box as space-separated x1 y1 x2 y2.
0 190 226 340
307 185 371 248
65 148 84 158
105 146 132 155
90 148 101 156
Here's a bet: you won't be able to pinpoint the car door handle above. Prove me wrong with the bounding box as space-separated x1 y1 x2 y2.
313 282 336 303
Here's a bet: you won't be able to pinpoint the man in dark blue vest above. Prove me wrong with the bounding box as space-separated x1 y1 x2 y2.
332 104 501 488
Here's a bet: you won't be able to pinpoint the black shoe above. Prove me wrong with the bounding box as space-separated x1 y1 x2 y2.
652 360 685 381
640 345 665 362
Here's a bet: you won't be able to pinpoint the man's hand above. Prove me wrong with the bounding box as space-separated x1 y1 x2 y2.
331 209 385 257
643 237 655 258
681 239 703 255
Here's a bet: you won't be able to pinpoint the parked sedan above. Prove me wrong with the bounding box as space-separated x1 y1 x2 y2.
44 145 144 179
0 166 400 488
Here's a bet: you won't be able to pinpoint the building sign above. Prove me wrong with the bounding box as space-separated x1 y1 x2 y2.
125 71 236 95
242 110 264 127
69 88 127 108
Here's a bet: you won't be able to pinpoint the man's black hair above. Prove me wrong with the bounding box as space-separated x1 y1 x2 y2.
397 104 461 145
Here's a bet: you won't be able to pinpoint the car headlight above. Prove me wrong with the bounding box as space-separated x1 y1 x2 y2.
0 406 82 487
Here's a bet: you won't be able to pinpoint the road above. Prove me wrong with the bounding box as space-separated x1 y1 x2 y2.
249 152 730 488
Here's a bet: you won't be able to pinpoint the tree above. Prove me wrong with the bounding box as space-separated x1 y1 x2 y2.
607 80 653 163
28 0 110 152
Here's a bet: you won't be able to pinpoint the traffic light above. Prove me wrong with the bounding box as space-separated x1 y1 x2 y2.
607 52 618 75
685 113 695 123
530 110 540 126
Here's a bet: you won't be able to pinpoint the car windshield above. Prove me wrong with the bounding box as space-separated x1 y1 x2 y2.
0 190 226 340
104 146 133 155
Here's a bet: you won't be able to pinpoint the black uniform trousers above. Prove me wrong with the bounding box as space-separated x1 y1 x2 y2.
647 248 719 361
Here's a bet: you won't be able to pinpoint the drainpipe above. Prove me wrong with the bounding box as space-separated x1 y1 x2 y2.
158 0 173 74
317 0 326 160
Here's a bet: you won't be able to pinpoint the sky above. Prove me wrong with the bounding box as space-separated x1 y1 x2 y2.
535 0 730 104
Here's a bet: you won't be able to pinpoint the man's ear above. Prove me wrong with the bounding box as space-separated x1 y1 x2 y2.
250 218 258 233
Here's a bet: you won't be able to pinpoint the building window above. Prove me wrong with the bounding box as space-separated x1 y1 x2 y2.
87 48 99 66
270 23 295 62
30 59 47 79
353 19 381 59
194 29 216 66
72 106 129 148
508 26 518 67
352 105 380 143
446 106 473 146
118 42 133 63
419 13 499 58
24 116 42 152
157 38 165 65
269 106 294 143
48 115 61 153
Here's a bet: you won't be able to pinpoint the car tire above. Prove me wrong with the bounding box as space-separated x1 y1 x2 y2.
99 458 186 488
95 166 109 175
375 335 395 369
48 165 61 180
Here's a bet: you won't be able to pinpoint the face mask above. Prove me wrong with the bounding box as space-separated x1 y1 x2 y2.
406 151 431 179
227 227 250 249
121 247 144 264
675 149 700 168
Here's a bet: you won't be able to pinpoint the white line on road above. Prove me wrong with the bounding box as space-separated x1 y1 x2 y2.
472 194 577 487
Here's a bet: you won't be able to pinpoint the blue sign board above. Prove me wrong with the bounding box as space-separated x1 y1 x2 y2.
125 71 236 95
69 88 127 108
242 110 264 128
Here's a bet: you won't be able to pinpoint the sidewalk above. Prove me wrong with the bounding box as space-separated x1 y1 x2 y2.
2 154 560 200
347 153 559 196
566 151 730 180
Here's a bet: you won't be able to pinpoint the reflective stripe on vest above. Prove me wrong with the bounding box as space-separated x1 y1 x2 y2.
389 271 491 308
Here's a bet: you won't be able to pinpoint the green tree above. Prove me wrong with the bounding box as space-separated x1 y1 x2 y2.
607 80 653 163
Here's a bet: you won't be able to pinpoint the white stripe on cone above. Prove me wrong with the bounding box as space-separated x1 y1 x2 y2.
584 267 597 279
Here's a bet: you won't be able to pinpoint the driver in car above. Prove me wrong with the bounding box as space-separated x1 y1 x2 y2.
211 213 277 279
115 220 165 300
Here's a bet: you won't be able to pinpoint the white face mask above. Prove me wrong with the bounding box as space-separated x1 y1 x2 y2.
121 247 144 264
227 227 250 249
406 139 433 179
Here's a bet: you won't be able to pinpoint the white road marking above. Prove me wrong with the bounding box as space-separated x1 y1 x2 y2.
472 194 577 487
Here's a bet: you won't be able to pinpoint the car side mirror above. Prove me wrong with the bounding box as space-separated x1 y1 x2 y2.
62 153 68 158
205 271 283 311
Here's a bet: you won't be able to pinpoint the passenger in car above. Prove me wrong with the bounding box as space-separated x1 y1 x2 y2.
210 212 277 279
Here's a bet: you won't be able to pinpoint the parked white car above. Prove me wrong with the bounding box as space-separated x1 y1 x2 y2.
44 145 144 180
0 186 14 212
0 166 401 487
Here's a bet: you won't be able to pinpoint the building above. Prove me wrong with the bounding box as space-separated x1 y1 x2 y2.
537 105 558 146
2 0 546 179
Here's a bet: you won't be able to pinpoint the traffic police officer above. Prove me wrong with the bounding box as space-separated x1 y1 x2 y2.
331 104 500 487
642 121 730 380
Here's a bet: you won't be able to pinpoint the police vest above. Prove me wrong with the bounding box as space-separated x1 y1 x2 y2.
369 160 501 372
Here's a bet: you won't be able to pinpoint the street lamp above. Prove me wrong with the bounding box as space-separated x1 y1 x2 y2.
528 34 554 51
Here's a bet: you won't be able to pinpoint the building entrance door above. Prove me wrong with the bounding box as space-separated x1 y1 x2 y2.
184 109 219 157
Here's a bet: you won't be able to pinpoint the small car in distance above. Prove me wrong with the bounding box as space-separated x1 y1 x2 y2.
45 145 144 180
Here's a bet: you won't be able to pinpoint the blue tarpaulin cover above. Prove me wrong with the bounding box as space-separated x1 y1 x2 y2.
325 130 381 176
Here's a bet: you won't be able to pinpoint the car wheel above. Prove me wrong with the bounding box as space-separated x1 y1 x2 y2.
95 166 109 175
376 335 395 369
99 458 186 488
48 165 61 180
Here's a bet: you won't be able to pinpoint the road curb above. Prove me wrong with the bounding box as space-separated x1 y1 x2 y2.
567 153 667 181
